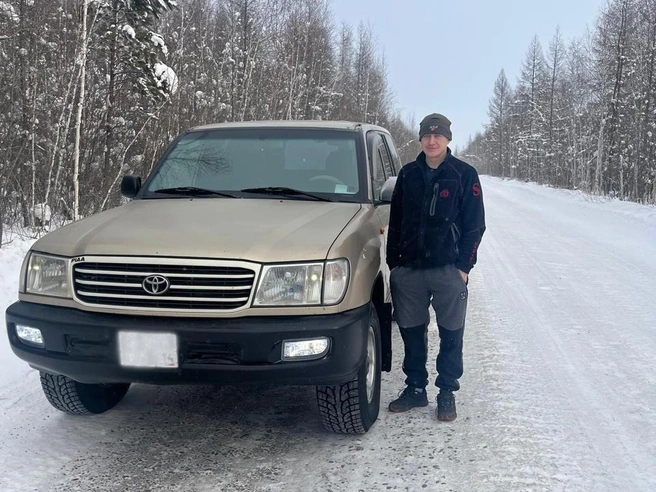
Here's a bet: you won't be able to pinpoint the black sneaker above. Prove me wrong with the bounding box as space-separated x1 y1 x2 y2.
388 386 429 413
436 390 457 422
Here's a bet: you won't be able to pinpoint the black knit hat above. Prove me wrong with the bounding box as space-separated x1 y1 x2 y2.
419 113 452 141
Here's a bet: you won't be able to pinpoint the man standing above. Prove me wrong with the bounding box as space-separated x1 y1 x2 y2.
386 113 486 422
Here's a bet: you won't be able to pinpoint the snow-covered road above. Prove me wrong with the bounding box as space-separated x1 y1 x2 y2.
1 176 655 491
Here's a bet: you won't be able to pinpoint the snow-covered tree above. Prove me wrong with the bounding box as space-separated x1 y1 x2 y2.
487 69 512 177
0 0 415 245
465 0 656 204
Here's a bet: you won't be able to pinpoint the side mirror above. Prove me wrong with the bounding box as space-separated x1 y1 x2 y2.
379 177 397 203
121 175 142 198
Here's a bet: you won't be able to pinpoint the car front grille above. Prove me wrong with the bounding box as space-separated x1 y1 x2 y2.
72 258 258 312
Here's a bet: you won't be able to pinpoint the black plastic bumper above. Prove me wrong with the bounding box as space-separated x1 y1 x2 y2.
5 301 371 385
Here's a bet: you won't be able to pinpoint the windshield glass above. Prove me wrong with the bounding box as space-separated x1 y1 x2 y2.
143 129 363 201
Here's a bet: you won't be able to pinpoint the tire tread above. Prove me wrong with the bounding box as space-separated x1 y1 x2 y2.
317 380 366 434
40 372 92 415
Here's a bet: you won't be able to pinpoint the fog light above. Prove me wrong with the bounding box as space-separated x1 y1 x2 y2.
282 338 330 361
15 324 44 347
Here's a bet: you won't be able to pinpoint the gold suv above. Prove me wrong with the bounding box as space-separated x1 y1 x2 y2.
5 121 402 434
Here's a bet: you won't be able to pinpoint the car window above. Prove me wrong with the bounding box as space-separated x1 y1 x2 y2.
382 134 401 175
144 129 362 199
369 133 387 200
378 135 394 179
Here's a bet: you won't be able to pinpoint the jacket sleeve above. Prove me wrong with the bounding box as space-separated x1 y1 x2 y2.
455 169 486 274
386 169 404 270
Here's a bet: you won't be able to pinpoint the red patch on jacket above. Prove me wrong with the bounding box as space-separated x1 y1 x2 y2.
472 183 481 197
440 189 449 198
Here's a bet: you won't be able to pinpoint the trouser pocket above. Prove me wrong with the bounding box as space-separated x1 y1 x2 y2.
427 265 468 331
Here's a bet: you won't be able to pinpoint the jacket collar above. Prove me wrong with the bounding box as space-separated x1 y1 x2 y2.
416 148 452 167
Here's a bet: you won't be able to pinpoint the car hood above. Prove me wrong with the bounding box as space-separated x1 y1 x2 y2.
34 198 361 262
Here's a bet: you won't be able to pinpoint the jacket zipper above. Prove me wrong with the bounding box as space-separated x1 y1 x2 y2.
429 182 440 217
417 175 430 257
451 222 460 255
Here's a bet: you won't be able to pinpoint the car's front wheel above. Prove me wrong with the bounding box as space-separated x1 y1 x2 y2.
40 372 130 415
316 304 381 434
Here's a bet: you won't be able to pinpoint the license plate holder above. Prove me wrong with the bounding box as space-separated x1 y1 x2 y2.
118 331 178 369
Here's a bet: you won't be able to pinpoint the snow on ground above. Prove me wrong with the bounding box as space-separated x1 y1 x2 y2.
0 236 35 385
1 176 655 491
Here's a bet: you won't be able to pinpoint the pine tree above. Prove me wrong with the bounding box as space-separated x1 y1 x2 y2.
487 69 512 177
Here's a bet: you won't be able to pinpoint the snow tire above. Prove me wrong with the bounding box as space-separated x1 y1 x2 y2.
40 372 130 415
316 304 381 434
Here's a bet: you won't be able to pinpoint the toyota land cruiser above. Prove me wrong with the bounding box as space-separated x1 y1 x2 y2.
5 120 401 434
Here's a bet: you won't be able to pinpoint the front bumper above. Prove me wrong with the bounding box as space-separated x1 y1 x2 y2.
5 301 370 385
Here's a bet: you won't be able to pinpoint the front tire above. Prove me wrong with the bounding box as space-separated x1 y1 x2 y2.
40 372 130 415
316 304 381 434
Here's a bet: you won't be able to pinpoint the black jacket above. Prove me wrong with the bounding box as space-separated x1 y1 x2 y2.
386 150 486 273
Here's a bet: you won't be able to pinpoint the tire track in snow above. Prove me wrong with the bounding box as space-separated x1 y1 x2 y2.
466 178 656 491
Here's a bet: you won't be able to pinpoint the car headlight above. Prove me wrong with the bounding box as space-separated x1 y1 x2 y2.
254 263 323 306
25 253 70 298
254 259 349 306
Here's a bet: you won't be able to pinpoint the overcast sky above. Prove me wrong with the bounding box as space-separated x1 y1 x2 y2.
330 0 607 149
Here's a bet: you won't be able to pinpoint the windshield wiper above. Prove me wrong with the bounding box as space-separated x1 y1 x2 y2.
240 187 333 202
153 186 238 198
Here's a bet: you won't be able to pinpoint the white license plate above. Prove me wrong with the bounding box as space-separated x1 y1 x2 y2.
118 331 178 369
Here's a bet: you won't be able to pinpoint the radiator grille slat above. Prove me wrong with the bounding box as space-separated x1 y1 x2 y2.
73 260 256 311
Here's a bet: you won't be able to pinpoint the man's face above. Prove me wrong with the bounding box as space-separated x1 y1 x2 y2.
420 134 450 159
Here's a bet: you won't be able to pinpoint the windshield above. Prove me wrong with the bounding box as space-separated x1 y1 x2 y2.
143 129 364 201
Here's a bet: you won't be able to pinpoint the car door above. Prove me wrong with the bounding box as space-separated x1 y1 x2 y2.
368 132 397 302
366 130 399 371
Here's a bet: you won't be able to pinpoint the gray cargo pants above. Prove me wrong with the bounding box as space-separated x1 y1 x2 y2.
390 264 468 391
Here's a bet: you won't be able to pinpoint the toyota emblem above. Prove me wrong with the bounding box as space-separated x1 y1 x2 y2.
142 275 170 295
